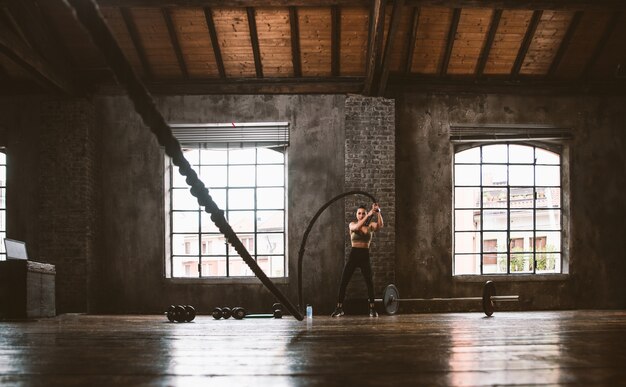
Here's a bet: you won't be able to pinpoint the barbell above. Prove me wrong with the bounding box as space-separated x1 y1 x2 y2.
376 280 519 316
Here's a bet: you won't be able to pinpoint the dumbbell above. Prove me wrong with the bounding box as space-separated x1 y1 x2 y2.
166 305 196 322
230 303 283 319
212 306 233 320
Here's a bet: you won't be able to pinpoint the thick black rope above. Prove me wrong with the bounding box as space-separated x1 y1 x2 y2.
65 0 303 321
297 190 377 311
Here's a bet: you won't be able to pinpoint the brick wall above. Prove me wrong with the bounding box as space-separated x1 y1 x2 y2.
37 99 98 313
344 95 395 302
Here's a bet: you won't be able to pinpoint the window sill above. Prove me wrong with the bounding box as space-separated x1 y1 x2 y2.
167 276 289 285
454 274 568 282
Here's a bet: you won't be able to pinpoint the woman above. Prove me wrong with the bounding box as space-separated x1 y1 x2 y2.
331 202 384 317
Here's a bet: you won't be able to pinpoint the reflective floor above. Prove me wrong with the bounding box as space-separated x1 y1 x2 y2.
1 310 625 386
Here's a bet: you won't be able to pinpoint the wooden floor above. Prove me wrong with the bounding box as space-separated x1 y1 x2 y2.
1 310 625 386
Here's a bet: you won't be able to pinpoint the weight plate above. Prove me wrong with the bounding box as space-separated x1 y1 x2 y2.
272 303 283 311
383 284 400 315
482 281 496 316
184 305 196 322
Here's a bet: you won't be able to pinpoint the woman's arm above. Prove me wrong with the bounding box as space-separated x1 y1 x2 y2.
349 207 377 232
370 205 384 232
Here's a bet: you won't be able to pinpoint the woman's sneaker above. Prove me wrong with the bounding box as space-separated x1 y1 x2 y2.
331 306 344 317
369 307 378 317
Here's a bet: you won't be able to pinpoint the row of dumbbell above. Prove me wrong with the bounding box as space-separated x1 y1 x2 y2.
166 305 196 323
213 303 283 320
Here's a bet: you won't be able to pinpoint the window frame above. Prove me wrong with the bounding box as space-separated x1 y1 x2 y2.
0 149 5 260
452 142 569 278
166 143 287 280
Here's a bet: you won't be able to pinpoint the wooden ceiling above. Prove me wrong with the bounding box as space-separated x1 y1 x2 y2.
1 0 625 96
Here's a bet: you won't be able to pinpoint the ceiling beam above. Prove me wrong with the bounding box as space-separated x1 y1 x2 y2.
0 20 77 94
246 7 263 77
511 10 542 77
203 7 226 78
95 0 626 10
377 0 404 96
120 7 153 79
403 7 419 74
475 9 501 76
362 0 385 96
548 10 582 76
162 7 188 79
439 7 460 76
98 77 365 95
288 7 302 77
580 11 621 79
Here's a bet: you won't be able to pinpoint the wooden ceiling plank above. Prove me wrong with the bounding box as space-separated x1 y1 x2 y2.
162 7 188 79
0 21 76 94
95 0 626 11
246 7 263 77
120 7 153 79
331 5 340 76
581 11 621 79
403 7 419 74
203 7 226 78
547 10 581 76
363 0 386 96
378 0 404 95
511 9 542 77
475 8 501 76
288 7 302 77
439 7 460 76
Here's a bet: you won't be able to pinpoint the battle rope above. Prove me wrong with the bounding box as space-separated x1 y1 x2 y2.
297 190 377 311
65 0 304 321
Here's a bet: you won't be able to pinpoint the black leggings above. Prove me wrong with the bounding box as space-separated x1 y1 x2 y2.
336 247 375 304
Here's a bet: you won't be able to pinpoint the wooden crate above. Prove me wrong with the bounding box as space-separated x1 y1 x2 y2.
0 260 56 319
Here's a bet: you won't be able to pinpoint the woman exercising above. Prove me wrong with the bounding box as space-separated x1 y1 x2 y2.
331 202 384 317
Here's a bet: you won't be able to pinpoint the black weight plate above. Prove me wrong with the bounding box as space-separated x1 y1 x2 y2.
482 281 496 316
174 305 186 322
212 307 223 320
221 307 232 319
166 305 176 322
184 305 196 322
233 307 246 320
272 303 283 311
383 284 400 315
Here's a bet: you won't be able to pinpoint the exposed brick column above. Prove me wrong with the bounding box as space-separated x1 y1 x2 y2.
344 95 396 301
38 99 98 313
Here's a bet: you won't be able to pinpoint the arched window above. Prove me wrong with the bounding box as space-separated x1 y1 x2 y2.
453 144 562 275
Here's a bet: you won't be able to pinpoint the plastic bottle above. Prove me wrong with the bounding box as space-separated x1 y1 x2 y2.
306 304 313 319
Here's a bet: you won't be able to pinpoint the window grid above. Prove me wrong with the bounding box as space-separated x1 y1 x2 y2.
169 144 286 278
454 144 562 275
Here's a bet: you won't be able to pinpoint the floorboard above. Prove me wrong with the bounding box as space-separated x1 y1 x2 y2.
1 310 625 386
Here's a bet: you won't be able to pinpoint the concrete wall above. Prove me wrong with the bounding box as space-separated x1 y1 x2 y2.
394 93 626 311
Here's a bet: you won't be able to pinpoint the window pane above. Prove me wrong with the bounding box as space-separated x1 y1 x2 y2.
536 187 560 208
482 144 507 163
510 232 532 252
509 165 534 186
509 144 534 163
536 210 561 230
172 212 199 233
536 148 559 164
229 189 255 209
0 152 5 164
200 234 226 254
258 255 285 277
483 253 507 274
483 210 507 230
536 253 560 273
510 253 533 273
455 210 480 231
0 232 5 254
483 188 507 208
536 165 560 186
510 187 534 208
172 256 199 277
229 257 254 276
182 149 200 165
201 256 227 277
172 234 198 255
258 148 284 164
483 232 507 252
482 165 507 186
258 188 284 209
172 188 198 210
257 233 284 254
455 187 480 208
208 189 226 209
455 165 480 186
228 211 255 233
200 166 227 187
510 209 534 230
257 210 284 231
200 149 227 164
455 232 480 254
257 165 284 186
173 166 199 188
454 254 480 275
229 166 255 187
229 147 255 164
455 147 480 163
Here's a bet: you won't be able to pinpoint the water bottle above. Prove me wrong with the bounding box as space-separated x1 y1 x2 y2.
306 304 313 319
